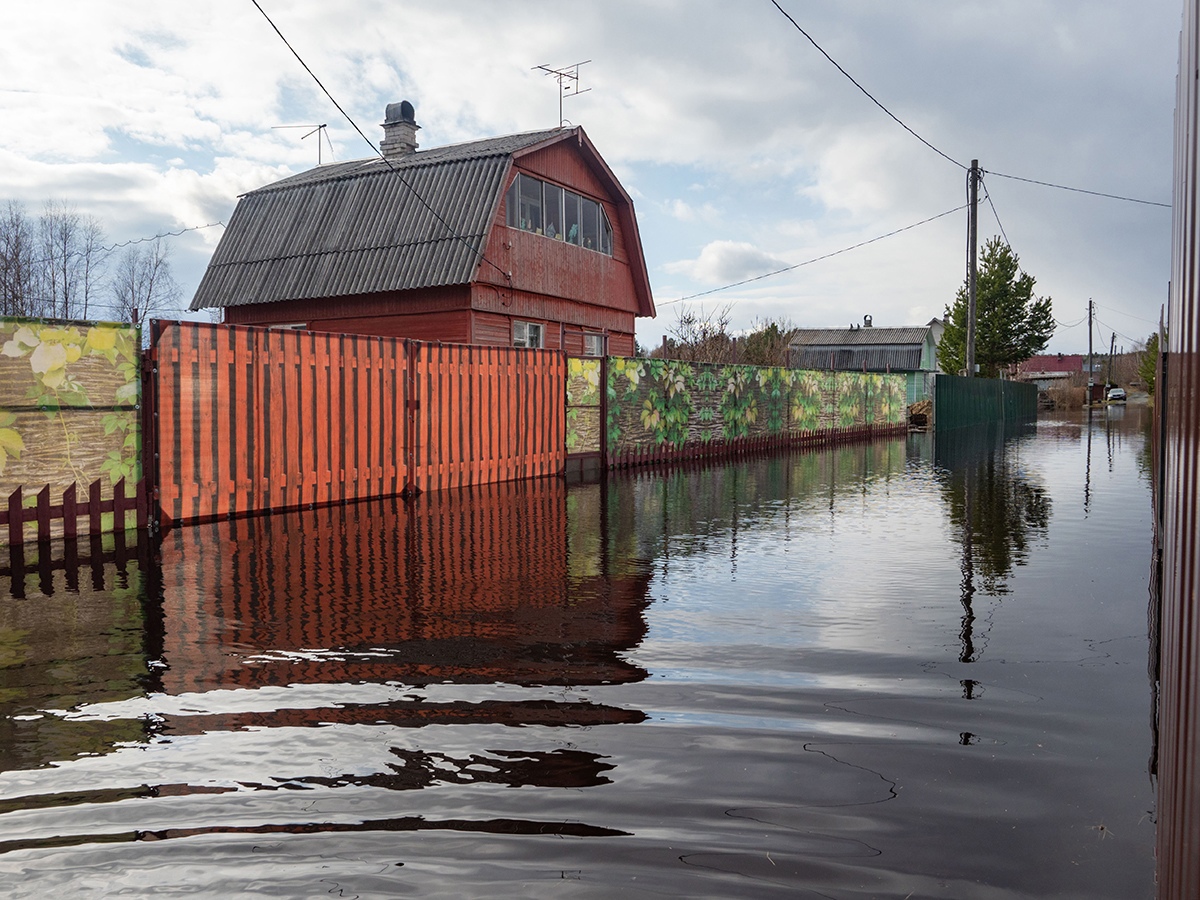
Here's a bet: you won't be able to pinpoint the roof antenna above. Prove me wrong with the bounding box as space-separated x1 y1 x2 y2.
532 60 592 127
272 123 334 164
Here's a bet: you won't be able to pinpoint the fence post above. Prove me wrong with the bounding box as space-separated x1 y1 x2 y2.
7 487 22 547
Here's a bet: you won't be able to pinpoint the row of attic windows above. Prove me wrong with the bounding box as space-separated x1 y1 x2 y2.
505 173 613 255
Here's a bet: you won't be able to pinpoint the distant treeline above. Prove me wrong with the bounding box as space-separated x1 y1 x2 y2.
0 199 180 324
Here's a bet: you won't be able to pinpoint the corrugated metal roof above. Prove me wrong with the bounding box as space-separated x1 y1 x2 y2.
793 346 924 372
788 326 931 347
190 129 567 310
788 325 933 372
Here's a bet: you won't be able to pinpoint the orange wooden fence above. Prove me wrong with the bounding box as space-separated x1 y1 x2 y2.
149 322 566 527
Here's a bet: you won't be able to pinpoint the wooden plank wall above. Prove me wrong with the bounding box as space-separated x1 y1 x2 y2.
407 342 566 494
151 322 566 527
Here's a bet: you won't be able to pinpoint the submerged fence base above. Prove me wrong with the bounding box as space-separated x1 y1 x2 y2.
606 423 907 469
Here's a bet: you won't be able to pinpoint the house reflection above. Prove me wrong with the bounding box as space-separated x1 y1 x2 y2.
155 477 653 703
0 477 655 774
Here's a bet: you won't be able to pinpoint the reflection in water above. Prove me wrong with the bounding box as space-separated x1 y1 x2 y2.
0 417 1157 897
936 423 1052 662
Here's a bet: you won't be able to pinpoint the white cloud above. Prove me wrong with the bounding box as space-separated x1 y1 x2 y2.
664 240 789 285
663 199 719 223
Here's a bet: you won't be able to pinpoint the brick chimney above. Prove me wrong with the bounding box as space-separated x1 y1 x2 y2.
380 100 420 159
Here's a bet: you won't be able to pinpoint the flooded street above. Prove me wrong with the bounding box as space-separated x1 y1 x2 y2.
0 408 1156 898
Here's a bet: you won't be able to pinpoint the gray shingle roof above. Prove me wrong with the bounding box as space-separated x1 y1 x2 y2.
190 129 567 310
789 326 932 372
789 326 931 347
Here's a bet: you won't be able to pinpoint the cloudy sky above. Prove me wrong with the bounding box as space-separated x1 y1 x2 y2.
0 1 1181 353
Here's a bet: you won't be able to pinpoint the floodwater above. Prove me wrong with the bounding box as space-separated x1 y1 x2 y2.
0 408 1156 898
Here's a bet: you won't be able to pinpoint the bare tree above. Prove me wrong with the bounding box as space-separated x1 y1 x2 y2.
109 236 181 323
38 200 109 318
0 201 38 317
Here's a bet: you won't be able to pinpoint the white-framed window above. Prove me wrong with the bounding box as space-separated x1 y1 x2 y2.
505 173 613 257
513 321 544 349
582 333 605 357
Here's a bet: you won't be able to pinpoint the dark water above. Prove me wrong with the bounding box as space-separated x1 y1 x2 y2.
0 408 1156 898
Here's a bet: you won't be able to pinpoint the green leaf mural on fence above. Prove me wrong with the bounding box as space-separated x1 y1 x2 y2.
606 357 905 457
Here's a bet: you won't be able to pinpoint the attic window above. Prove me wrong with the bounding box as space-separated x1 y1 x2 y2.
505 173 613 256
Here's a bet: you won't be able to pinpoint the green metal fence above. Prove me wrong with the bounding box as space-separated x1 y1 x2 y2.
933 374 1037 430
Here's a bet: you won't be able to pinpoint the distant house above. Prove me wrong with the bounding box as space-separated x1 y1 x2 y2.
190 102 655 357
1015 353 1084 390
788 316 942 404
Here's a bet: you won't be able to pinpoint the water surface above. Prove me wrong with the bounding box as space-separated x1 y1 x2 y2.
0 408 1155 897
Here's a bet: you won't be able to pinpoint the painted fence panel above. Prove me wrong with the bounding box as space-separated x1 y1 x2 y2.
152 322 567 526
604 358 906 466
566 357 603 455
406 343 565 494
152 322 409 526
0 317 145 544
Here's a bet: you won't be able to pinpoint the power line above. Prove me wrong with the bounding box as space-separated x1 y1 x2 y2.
105 222 224 251
979 175 1010 248
1054 313 1088 329
768 0 966 170
1093 315 1141 347
4 221 225 273
985 170 1170 209
248 0 512 285
1092 300 1162 327
661 204 967 306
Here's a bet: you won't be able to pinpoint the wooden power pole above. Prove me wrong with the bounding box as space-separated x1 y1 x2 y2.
966 160 979 378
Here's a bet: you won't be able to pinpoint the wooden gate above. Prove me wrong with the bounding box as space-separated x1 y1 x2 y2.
149 322 565 528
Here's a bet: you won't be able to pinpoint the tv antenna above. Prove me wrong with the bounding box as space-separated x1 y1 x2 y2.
272 123 334 164
533 60 592 126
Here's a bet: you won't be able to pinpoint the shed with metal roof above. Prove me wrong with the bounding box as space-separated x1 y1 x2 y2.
190 104 654 357
788 318 943 404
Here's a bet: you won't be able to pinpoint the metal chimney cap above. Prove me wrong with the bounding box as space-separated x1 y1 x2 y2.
384 101 418 127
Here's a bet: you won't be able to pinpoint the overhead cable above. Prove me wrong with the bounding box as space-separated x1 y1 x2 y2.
978 175 1010 248
768 0 966 170
985 170 1170 209
248 0 512 284
661 204 967 306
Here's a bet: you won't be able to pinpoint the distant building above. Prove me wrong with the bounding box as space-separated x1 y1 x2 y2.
190 102 655 357
1015 353 1084 390
788 316 943 404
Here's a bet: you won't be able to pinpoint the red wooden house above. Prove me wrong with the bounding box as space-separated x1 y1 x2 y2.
190 102 655 356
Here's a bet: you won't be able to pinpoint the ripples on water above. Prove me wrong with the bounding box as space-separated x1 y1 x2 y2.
0 409 1155 897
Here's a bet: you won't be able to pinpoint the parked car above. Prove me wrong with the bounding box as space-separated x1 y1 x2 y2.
1107 387 1127 403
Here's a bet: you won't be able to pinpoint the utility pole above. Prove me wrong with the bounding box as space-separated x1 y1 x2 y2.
1107 332 1117 389
1087 299 1094 406
966 160 979 378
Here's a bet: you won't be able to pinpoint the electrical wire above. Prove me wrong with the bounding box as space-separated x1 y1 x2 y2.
248 0 512 285
979 175 1010 248
1091 300 1162 327
985 170 1170 209
768 0 966 170
106 222 224 251
660 204 967 306
1054 313 1088 329
4 222 225 273
1094 315 1144 347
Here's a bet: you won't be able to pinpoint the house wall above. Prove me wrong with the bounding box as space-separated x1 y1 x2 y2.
477 142 644 321
222 285 473 331
218 139 653 351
